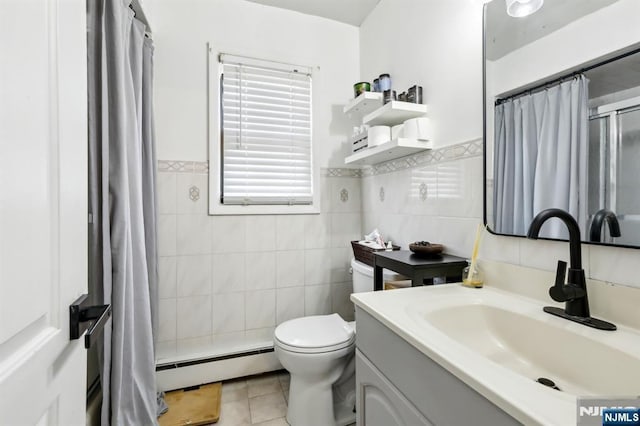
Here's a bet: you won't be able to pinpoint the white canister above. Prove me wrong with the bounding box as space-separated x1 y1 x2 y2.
391 124 404 140
402 117 430 141
367 125 391 147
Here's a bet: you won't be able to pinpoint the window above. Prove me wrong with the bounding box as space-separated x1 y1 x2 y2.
218 53 313 207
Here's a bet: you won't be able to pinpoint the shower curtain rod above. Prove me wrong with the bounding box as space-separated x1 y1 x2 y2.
495 73 583 105
495 45 640 106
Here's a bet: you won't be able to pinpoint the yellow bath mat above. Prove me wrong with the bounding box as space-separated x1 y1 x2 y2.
158 383 221 426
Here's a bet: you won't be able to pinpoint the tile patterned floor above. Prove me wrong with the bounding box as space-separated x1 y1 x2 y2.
215 371 291 426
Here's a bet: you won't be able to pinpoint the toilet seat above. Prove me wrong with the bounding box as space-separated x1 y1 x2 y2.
275 314 355 354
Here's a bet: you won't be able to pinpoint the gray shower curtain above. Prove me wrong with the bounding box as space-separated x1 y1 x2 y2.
493 75 589 239
88 0 158 424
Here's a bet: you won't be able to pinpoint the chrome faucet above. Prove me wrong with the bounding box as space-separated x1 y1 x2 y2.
589 208 621 242
527 208 616 331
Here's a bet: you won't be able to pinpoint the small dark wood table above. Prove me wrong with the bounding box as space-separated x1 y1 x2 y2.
373 250 467 291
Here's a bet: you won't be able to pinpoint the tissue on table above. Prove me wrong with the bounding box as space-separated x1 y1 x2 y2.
359 229 386 250
357 240 385 250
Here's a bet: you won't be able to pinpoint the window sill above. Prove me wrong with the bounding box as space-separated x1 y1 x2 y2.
208 202 320 216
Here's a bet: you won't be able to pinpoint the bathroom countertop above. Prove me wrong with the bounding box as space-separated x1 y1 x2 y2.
351 284 640 426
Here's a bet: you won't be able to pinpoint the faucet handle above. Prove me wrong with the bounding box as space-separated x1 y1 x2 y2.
549 261 569 302
549 260 587 302
554 260 566 285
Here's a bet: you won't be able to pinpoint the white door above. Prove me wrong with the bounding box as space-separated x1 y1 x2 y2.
0 0 88 424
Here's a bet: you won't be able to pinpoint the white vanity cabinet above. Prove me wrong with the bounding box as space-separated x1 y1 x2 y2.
356 350 432 425
355 307 520 426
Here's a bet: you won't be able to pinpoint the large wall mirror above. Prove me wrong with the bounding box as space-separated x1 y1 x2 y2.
484 0 640 248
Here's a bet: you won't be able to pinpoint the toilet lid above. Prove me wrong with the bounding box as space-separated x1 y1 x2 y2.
274 314 355 353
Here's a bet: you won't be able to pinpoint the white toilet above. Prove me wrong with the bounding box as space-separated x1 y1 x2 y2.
273 259 401 426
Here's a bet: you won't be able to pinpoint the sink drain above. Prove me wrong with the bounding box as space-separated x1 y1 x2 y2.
536 377 561 391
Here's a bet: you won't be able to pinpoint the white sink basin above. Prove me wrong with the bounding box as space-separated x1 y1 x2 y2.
420 302 640 396
351 284 640 425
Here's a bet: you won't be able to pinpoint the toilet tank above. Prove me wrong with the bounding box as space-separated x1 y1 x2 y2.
350 258 404 293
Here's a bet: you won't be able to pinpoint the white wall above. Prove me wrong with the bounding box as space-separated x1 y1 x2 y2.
490 0 640 97
146 0 363 362
147 0 360 166
147 0 640 364
361 143 484 258
359 0 640 292
359 0 484 149
359 0 485 258
155 166 361 363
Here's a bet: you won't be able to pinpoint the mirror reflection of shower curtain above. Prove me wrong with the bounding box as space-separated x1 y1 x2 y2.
493 75 589 239
589 104 640 244
616 107 640 244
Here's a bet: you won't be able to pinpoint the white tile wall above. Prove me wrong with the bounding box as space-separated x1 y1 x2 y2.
518 238 584 274
212 253 246 294
330 177 362 213
156 340 176 360
156 141 640 364
330 248 352 283
157 173 177 214
303 214 332 249
276 215 305 250
245 252 276 291
158 298 177 341
330 213 362 248
276 287 305 324
158 215 177 256
244 327 275 345
246 290 276 329
177 215 211 255
331 282 354 321
212 331 246 353
275 251 305 288
176 255 211 297
436 217 481 257
245 216 277 253
361 155 484 256
588 245 639 287
406 166 438 216
156 170 362 363
358 143 640 306
158 256 177 299
304 284 332 316
176 173 208 215
480 232 520 265
435 158 483 219
212 293 245 334
212 215 247 253
304 249 332 286
177 295 212 339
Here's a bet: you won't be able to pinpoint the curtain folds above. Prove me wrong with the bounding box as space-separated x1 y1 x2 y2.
88 0 158 424
493 75 589 239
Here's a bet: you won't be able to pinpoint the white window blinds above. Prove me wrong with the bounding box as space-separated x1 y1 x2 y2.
220 54 313 205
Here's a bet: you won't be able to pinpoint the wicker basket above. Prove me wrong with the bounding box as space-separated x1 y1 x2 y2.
351 241 400 267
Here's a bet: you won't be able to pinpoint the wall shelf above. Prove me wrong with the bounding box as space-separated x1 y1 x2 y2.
343 92 383 116
363 101 428 126
345 138 432 166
